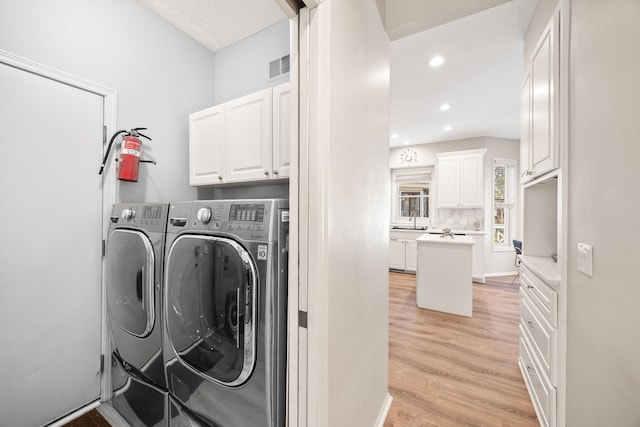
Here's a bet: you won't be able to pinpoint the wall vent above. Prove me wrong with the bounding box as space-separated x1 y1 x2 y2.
269 54 290 80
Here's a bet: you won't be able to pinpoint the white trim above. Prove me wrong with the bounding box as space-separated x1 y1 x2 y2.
374 394 393 427
484 271 519 278
46 400 100 427
287 13 301 427
0 49 117 403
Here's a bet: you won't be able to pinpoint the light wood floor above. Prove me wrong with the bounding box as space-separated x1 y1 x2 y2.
384 272 538 427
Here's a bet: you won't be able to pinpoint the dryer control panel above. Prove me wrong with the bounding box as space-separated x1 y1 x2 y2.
110 203 169 233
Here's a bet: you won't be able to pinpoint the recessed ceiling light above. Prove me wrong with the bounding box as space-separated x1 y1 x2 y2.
443 125 453 131
391 133 399 139
403 140 411 145
439 103 451 111
428 56 445 67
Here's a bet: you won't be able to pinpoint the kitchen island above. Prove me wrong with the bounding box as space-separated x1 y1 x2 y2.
416 233 475 317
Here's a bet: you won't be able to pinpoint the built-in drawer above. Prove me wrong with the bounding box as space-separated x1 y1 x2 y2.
520 289 557 386
519 332 556 427
520 263 558 327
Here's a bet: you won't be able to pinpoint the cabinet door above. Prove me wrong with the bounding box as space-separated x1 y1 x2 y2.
389 238 406 270
471 235 485 282
460 154 484 207
520 73 532 183
530 16 559 178
272 82 291 179
405 239 417 272
225 88 273 183
437 156 460 207
189 105 225 185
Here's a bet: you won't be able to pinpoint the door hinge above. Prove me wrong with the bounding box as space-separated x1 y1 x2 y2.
103 125 107 144
298 310 308 329
100 354 105 373
102 239 106 257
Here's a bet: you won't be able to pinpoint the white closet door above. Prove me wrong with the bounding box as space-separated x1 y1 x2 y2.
0 62 103 427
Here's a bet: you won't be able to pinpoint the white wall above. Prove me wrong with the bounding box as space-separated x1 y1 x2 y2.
304 0 391 425
0 0 217 202
566 0 640 424
213 18 290 105
390 137 520 275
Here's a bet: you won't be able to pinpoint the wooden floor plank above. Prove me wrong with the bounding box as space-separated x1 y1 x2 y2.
384 272 538 427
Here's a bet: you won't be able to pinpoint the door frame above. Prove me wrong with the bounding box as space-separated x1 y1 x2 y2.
0 50 117 402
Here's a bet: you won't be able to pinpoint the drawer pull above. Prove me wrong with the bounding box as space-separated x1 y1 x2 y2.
527 321 535 329
526 366 537 376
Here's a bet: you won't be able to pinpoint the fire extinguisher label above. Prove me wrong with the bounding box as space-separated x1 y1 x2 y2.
122 140 141 157
122 148 140 157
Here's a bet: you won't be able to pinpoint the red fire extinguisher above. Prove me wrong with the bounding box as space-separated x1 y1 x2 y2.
99 128 155 182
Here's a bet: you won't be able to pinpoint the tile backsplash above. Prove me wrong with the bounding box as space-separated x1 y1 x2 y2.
436 208 484 231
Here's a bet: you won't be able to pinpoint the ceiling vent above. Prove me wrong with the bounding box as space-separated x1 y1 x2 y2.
269 54 290 80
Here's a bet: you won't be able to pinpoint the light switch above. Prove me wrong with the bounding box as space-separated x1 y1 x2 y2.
577 242 593 277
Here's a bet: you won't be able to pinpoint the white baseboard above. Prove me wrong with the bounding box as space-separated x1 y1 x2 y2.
47 400 100 427
374 393 393 427
484 271 519 278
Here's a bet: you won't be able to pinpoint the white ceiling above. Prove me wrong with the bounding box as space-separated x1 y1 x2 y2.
390 0 536 147
134 0 535 147
134 0 286 52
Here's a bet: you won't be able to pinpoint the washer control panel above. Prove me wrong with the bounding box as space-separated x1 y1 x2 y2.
110 203 168 233
188 200 276 241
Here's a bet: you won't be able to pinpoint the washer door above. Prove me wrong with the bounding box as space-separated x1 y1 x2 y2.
106 229 155 337
165 235 257 386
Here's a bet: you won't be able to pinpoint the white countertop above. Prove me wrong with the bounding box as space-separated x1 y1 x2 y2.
390 227 486 235
416 234 475 246
520 255 560 287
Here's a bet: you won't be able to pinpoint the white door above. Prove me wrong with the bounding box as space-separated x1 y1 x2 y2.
0 61 104 426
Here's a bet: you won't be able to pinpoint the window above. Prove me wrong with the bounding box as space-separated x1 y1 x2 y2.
391 168 433 224
493 159 516 250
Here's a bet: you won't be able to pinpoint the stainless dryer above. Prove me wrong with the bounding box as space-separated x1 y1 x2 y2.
163 199 288 427
106 202 169 426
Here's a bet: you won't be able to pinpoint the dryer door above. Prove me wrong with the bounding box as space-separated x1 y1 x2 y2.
106 229 155 337
165 235 257 386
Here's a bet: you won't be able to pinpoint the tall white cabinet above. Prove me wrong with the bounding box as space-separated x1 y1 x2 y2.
518 5 567 427
188 82 290 186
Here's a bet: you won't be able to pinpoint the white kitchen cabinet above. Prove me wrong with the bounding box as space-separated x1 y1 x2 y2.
470 234 485 283
518 255 559 427
521 12 559 183
188 83 290 186
389 230 421 273
188 104 225 185
389 233 406 270
272 82 291 179
225 88 273 183
436 149 486 208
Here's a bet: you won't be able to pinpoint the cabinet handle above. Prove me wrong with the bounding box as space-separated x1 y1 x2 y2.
527 321 535 329
218 176 223 181
525 170 534 176
526 366 537 376
264 170 270 176
273 170 279 175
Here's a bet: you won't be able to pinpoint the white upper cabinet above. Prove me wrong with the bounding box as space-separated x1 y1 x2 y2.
436 149 486 208
225 88 273 183
522 12 560 183
189 104 225 185
188 82 291 186
272 82 291 179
